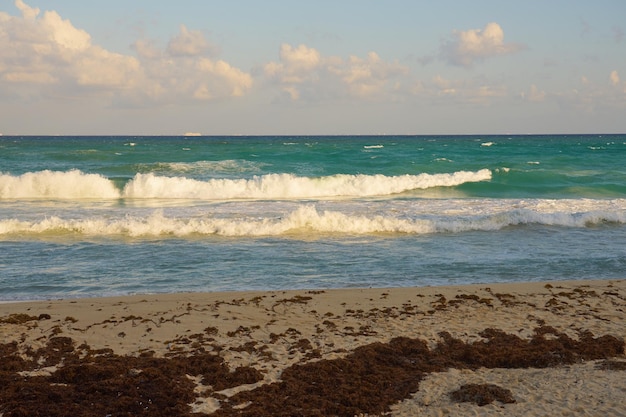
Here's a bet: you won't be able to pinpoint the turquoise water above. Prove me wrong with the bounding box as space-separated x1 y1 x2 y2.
1 135 625 300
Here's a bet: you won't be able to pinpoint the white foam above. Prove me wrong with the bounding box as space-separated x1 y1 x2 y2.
121 170 493 200
1 201 624 238
1 169 492 201
151 160 265 176
0 170 121 199
0 207 428 237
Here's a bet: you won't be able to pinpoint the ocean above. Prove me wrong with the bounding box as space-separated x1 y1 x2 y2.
1 134 625 301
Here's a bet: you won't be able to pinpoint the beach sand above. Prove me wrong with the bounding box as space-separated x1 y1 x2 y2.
1 279 625 416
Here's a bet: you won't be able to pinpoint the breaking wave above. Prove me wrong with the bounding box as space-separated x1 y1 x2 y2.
1 169 492 200
1 204 623 238
0 170 120 199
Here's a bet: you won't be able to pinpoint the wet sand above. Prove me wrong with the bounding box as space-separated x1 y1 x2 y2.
1 279 625 416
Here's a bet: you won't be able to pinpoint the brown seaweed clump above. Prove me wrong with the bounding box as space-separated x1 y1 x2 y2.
0 326 623 417
0 337 262 417
212 327 623 416
449 383 516 406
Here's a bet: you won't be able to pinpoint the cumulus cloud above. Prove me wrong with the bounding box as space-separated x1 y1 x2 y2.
166 25 217 57
439 22 525 68
264 44 322 85
279 44 321 70
608 70 626 95
0 1 251 105
1 1 139 90
131 39 162 60
14 0 37 20
610 70 620 86
263 43 408 101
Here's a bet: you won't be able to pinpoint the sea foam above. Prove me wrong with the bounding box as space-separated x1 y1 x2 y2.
122 169 493 199
0 170 120 199
1 169 492 200
1 203 624 238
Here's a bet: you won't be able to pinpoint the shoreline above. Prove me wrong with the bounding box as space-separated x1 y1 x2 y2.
2 276 622 304
2 279 625 416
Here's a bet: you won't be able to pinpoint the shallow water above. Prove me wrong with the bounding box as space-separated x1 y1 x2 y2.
1 135 625 300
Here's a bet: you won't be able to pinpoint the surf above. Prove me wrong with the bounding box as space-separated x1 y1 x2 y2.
0 170 121 199
2 201 624 239
1 169 493 200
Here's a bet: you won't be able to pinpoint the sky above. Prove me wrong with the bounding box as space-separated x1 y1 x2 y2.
1 0 625 135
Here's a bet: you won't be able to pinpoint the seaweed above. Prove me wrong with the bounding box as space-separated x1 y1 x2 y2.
0 326 623 417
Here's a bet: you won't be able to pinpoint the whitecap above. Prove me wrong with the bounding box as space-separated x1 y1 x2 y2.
121 170 493 200
0 170 121 199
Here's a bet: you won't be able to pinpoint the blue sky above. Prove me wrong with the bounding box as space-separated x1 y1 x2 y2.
1 0 624 135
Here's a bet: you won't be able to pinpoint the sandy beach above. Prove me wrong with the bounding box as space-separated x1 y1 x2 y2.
1 279 625 416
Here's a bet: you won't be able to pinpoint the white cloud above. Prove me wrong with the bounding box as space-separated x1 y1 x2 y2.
3 71 56 84
264 44 322 84
0 1 251 105
440 22 525 68
166 25 216 57
263 43 408 101
41 8 91 51
195 58 252 98
14 0 38 20
280 44 321 71
131 39 162 60
73 46 141 88
610 70 620 86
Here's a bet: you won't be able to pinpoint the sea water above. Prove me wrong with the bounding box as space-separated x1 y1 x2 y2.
1 135 625 300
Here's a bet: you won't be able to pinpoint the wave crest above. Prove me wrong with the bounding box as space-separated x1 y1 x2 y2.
1 169 492 200
0 170 121 199
122 170 492 199
1 204 623 238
